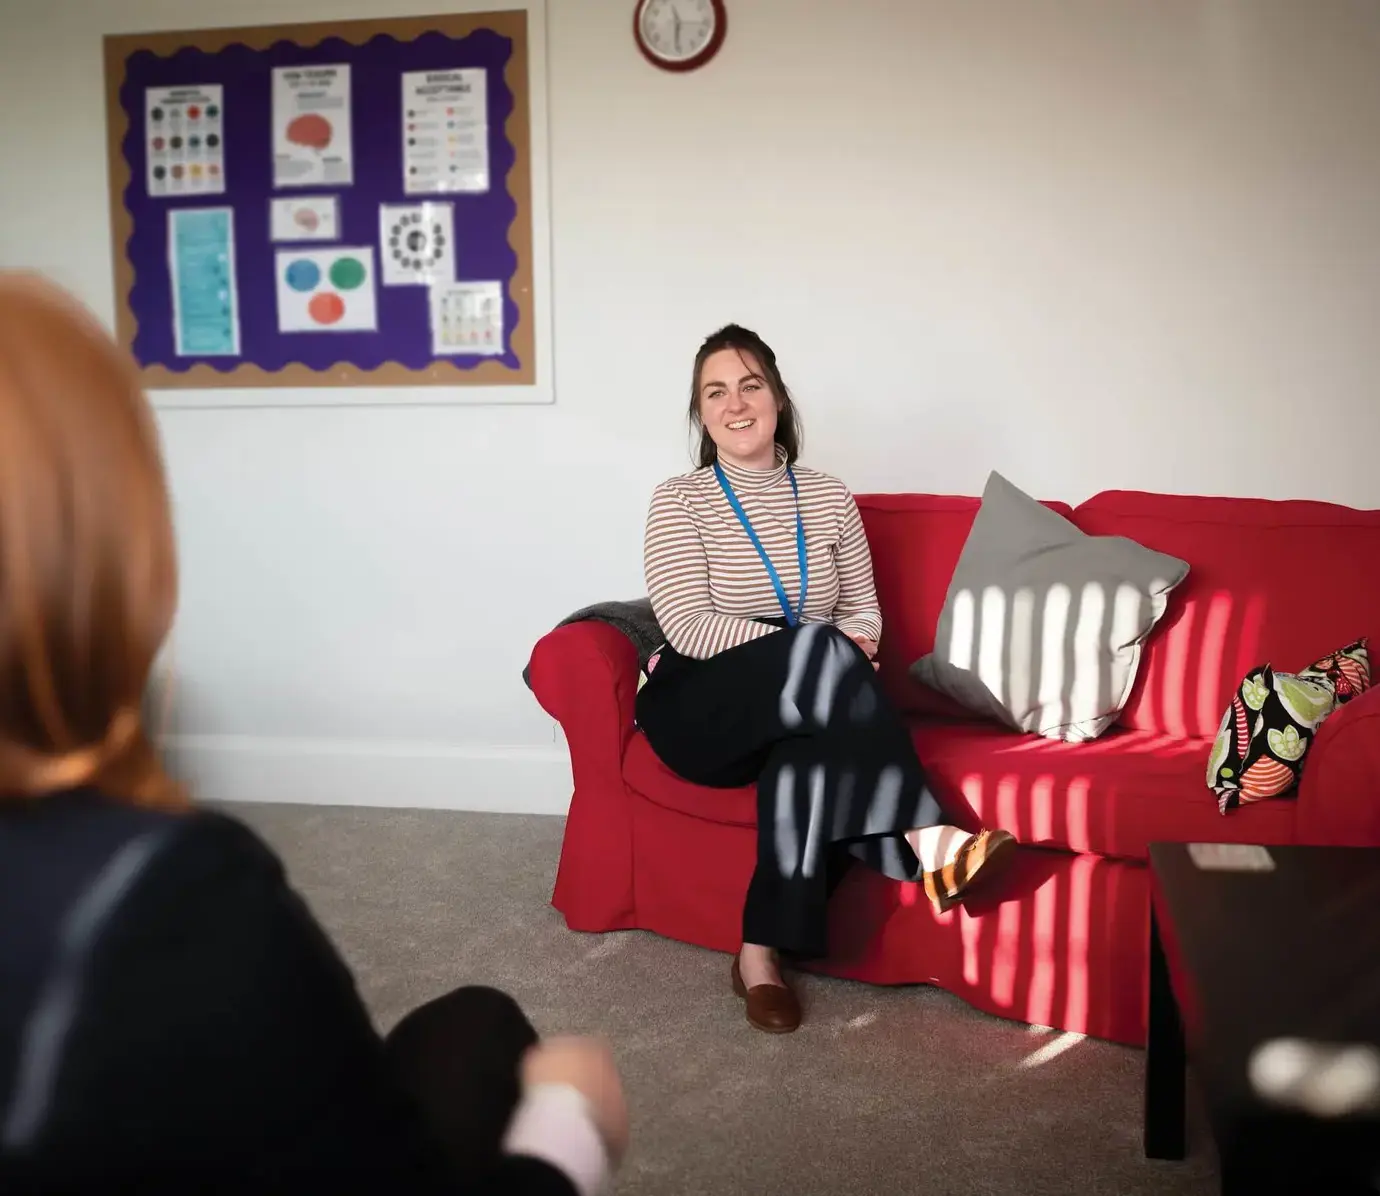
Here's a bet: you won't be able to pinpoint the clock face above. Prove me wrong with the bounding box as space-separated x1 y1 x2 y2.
636 0 720 68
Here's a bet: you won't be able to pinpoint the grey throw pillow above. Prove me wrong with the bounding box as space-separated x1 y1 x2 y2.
911 472 1189 742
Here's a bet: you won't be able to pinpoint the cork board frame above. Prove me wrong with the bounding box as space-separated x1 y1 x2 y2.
103 8 547 401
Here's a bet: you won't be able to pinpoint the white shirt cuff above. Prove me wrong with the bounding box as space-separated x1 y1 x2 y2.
502 1082 611 1196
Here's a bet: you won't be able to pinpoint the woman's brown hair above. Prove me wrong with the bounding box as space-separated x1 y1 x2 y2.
0 273 184 809
688 324 804 468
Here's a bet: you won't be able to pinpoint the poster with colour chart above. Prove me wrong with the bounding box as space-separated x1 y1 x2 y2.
145 86 225 196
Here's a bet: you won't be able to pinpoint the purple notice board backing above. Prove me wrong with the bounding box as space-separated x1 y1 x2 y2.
103 10 535 390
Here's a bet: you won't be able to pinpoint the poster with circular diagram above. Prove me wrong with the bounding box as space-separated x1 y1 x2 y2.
274 246 377 332
380 203 456 286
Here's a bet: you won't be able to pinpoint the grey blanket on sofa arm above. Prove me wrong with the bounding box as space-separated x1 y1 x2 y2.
522 598 664 690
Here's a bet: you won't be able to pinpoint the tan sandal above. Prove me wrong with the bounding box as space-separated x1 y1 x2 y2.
921 828 1017 913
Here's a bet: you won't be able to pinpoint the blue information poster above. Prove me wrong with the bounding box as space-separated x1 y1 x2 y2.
167 206 240 356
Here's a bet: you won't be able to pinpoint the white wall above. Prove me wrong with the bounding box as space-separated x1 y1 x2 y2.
2 0 1378 810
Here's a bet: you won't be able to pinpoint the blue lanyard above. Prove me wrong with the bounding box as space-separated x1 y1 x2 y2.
712 460 808 627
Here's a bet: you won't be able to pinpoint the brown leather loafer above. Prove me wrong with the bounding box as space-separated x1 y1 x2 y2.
922 827 1018 913
731 955 801 1034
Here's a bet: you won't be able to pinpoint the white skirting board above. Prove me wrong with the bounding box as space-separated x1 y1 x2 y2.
158 735 573 814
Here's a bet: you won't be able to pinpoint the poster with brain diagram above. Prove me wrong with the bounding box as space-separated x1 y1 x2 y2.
272 65 354 187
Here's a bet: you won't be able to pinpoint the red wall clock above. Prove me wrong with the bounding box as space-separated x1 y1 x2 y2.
633 0 727 73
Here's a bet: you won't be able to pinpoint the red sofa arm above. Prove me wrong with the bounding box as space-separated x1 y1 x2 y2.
528 620 640 749
526 621 641 931
1296 684 1380 847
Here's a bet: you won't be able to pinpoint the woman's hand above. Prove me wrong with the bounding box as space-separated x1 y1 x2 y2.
848 635 881 669
521 1036 630 1164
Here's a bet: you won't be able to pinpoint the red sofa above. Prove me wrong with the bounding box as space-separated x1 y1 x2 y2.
527 490 1380 1045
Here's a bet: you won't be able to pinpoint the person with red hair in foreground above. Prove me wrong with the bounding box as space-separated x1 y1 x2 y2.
0 274 628 1195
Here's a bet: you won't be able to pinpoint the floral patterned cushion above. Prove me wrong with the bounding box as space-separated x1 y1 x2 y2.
1207 638 1370 814
1298 637 1372 704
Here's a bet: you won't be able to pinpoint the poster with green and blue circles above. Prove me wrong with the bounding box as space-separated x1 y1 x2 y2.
274 246 377 332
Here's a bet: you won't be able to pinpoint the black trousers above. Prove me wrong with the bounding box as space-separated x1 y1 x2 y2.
635 622 945 959
384 985 537 1186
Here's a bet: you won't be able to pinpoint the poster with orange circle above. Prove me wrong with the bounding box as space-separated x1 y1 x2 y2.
274 247 377 332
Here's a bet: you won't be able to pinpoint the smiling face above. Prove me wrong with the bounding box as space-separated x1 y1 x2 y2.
697 347 781 470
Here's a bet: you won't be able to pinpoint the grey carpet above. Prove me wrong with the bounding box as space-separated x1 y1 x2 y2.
230 803 1218 1195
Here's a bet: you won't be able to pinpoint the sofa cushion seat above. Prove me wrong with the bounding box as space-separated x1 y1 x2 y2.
627 713 1300 864
910 719 1298 862
624 732 757 827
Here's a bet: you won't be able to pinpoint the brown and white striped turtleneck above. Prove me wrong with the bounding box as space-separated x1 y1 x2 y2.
643 447 883 659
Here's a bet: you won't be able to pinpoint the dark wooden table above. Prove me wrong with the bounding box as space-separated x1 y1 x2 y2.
1145 842 1380 1194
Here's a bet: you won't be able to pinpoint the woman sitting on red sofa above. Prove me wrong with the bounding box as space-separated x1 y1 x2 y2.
636 324 1018 1035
